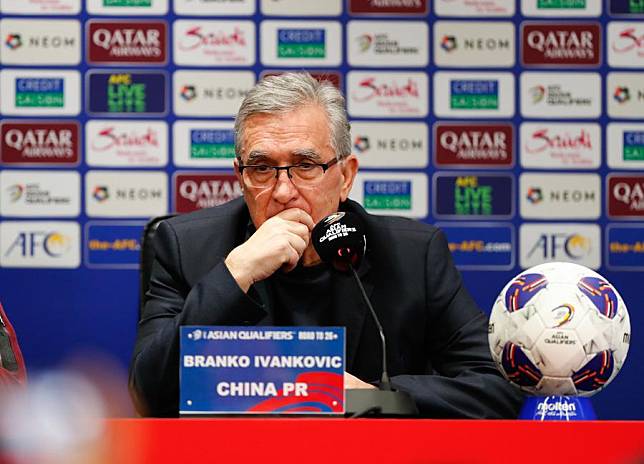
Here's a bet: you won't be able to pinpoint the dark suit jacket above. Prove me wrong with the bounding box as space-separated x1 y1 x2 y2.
130 198 523 417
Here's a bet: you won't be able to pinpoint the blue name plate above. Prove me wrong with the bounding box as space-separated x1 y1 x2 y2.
180 326 345 415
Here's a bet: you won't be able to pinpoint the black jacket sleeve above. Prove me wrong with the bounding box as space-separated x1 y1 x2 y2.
129 220 265 417
390 229 525 418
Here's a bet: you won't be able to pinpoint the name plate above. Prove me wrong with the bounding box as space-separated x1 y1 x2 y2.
180 326 345 415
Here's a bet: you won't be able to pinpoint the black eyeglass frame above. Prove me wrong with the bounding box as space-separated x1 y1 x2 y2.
236 157 340 180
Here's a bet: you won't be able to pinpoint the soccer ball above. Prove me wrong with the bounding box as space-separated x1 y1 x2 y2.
488 262 631 397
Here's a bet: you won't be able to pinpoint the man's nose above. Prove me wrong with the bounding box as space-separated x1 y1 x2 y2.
271 169 298 202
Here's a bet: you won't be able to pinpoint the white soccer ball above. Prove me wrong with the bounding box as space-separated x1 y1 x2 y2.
488 262 631 397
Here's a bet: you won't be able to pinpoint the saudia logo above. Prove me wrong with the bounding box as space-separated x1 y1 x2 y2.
178 26 246 51
352 78 419 102
364 181 411 210
612 27 644 57
190 129 235 159
91 126 159 152
524 128 592 154
277 29 325 58
450 80 498 110
623 131 644 161
15 78 64 108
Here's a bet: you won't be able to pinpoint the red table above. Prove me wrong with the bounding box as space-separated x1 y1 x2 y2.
102 418 644 463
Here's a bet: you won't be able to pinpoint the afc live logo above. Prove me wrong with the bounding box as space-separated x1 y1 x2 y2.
86 71 167 116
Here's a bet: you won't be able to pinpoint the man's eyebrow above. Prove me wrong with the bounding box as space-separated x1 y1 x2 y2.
246 151 271 163
291 149 321 161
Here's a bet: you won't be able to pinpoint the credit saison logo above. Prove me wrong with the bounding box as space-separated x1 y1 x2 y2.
623 131 644 160
15 78 64 108
87 71 167 115
522 23 600 66
88 21 167 64
277 28 325 58
363 181 411 210
434 174 513 218
537 0 586 8
1 122 79 164
103 0 151 5
190 129 235 159
434 123 513 166
174 173 242 213
450 80 498 109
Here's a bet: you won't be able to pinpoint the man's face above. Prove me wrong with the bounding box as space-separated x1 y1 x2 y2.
235 104 358 229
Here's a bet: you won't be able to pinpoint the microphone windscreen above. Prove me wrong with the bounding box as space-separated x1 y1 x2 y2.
312 212 366 272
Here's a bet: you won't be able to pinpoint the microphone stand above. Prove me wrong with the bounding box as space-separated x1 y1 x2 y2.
345 263 419 417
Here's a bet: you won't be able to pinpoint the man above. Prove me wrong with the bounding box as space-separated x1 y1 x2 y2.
130 72 523 417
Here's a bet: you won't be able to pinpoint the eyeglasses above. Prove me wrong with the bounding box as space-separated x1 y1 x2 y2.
238 157 339 188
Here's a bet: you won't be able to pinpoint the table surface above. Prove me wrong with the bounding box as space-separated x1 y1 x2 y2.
98 418 644 464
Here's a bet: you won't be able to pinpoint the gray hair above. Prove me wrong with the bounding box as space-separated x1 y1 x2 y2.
234 72 351 161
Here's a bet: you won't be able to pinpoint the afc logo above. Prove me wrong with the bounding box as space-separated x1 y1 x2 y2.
4 231 70 258
527 233 590 260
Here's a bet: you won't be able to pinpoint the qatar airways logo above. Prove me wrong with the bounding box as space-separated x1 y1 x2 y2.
347 72 428 117
522 23 600 66
88 21 167 64
352 77 419 102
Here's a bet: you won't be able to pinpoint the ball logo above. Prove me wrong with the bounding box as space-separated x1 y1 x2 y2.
88 21 166 64
550 303 575 327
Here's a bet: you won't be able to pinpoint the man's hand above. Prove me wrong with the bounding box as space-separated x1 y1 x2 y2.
225 208 315 292
345 372 377 390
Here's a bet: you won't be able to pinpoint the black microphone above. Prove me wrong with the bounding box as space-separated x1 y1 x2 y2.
312 212 392 390
312 212 418 416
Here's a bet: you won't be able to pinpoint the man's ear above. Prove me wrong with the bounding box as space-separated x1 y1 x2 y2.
339 154 359 202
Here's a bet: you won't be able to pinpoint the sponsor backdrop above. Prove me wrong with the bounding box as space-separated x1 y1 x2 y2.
0 0 642 418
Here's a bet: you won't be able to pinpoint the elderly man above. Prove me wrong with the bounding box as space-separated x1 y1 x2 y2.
130 72 523 417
